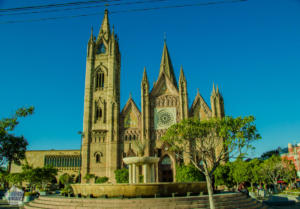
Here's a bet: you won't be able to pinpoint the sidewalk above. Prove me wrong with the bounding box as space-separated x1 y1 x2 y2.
0 200 19 209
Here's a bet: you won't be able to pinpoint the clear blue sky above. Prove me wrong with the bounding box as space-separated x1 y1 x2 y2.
0 0 300 158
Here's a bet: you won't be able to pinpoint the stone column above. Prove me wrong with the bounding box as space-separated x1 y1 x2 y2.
132 164 136 184
155 163 159 182
129 164 132 184
143 164 148 183
150 163 155 182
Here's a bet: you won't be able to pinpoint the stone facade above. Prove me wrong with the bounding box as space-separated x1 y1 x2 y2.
11 9 225 183
10 150 81 181
81 10 225 183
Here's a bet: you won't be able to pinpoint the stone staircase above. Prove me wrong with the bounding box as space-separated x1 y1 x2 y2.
23 193 269 209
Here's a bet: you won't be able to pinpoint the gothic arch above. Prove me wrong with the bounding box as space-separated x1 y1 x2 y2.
94 151 103 163
158 154 175 182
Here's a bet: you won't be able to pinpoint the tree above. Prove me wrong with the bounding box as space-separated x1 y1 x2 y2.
59 173 74 195
230 158 250 188
260 149 280 160
34 166 58 190
0 107 34 173
261 155 297 190
247 158 263 191
214 162 234 188
161 116 260 209
176 164 205 182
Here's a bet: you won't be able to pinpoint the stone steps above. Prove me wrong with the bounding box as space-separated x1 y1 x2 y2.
24 193 270 209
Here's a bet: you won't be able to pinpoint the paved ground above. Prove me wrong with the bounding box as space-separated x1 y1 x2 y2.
270 203 300 209
0 200 20 209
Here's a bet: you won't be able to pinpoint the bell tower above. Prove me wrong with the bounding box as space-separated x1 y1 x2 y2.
81 9 121 182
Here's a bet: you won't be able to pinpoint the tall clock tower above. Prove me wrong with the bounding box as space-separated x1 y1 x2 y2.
81 9 121 182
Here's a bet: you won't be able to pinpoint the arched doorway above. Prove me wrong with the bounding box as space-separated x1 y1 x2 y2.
159 155 173 182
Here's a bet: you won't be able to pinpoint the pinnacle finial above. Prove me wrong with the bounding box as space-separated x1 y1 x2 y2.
98 9 110 40
212 83 216 94
142 67 148 82
164 32 167 42
179 65 186 81
129 92 132 99
197 88 200 95
216 85 219 94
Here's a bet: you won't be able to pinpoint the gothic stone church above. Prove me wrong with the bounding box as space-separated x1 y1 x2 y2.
11 10 225 183
81 10 225 183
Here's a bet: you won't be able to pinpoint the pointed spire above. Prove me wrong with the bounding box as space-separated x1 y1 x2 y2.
197 88 200 96
142 67 149 83
179 65 186 82
98 9 110 40
212 83 216 95
129 92 132 99
88 27 94 44
158 41 177 87
216 85 219 94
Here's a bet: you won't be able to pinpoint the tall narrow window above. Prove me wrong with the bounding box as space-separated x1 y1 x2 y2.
95 71 104 89
96 154 101 163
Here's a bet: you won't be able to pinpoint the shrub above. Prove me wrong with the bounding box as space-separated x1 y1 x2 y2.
176 164 205 182
84 174 95 183
95 176 109 184
114 168 129 183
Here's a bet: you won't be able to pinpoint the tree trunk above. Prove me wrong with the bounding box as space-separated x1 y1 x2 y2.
205 175 215 209
8 161 12 174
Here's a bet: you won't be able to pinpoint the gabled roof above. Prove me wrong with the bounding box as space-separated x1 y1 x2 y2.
121 96 141 116
151 72 179 97
190 91 211 117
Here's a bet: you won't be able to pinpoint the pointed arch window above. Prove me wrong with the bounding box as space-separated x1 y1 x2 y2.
95 71 105 89
95 106 102 121
94 152 103 163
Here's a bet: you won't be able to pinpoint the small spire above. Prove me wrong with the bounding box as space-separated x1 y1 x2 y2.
216 85 219 94
129 92 132 99
88 26 94 43
98 9 110 40
179 65 186 82
159 41 177 87
164 32 167 42
197 88 200 96
142 67 149 82
212 83 216 94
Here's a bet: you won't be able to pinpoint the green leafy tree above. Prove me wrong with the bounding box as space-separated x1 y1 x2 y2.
261 155 297 188
6 173 24 187
176 164 205 182
230 158 250 188
247 158 263 191
214 162 234 188
0 167 8 189
0 107 34 173
114 168 129 183
59 173 74 186
161 116 260 209
260 149 280 160
34 166 58 190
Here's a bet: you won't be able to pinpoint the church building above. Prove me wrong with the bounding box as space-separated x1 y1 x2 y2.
80 10 225 183
11 10 224 183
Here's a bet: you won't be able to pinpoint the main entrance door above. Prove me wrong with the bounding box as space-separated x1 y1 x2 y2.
159 155 173 182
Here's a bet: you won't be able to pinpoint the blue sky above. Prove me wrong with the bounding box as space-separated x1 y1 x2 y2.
0 0 300 158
